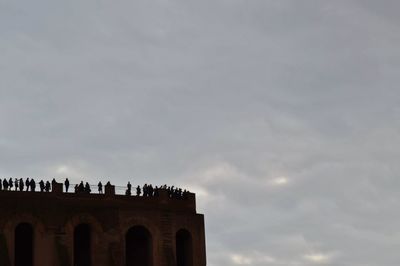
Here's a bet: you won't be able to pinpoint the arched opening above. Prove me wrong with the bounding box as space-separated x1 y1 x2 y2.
176 229 193 266
74 224 91 266
125 226 152 266
15 223 34 266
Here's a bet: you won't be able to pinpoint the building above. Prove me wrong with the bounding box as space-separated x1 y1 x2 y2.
0 181 206 266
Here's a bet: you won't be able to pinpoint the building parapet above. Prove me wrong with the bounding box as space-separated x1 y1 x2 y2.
0 181 197 213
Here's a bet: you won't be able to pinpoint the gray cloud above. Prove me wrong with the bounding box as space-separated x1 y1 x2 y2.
1 0 400 265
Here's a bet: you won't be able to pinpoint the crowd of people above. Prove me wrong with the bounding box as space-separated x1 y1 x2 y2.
0 177 55 192
130 183 190 199
0 178 190 199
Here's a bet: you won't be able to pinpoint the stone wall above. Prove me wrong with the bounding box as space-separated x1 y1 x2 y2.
0 183 206 266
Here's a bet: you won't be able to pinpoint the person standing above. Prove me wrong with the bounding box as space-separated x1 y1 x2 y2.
30 179 36 192
126 182 132 195
8 178 13 191
45 181 50 192
78 181 84 192
126 182 132 196
64 178 70 192
51 178 56 189
98 182 103 194
19 178 24 191
3 179 8 190
85 182 91 193
25 178 30 191
39 180 45 192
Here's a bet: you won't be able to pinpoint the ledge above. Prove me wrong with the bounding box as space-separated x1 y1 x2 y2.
0 182 197 214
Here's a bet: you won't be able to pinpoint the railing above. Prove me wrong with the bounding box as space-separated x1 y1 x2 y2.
0 180 192 201
64 184 128 195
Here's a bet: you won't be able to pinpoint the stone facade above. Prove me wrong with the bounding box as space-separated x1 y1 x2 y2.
0 182 206 266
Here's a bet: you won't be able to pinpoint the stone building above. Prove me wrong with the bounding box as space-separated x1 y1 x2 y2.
0 181 206 266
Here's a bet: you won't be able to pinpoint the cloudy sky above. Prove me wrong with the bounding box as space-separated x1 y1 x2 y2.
1 0 400 265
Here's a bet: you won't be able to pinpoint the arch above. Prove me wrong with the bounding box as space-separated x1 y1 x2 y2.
15 223 34 266
3 213 45 235
64 214 103 234
74 223 91 266
3 213 45 266
125 225 153 266
64 214 102 266
176 229 193 266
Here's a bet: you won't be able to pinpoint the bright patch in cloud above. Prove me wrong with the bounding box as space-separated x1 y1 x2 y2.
231 252 276 265
231 254 252 265
272 176 289 185
56 165 69 175
52 164 86 182
201 162 239 183
303 253 331 263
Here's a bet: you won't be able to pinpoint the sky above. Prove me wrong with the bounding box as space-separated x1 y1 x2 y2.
1 0 400 265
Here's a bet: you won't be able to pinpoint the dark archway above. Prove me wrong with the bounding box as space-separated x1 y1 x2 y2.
15 223 34 266
74 224 91 266
176 229 193 266
125 226 152 266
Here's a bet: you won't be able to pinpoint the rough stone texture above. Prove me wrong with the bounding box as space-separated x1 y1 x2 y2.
0 182 206 266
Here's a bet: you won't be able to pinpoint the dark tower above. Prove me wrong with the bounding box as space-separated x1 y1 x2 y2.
0 182 206 266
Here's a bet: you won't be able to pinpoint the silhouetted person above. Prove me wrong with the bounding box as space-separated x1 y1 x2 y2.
30 179 36 192
64 178 70 192
154 186 159 197
19 178 24 191
3 179 8 191
8 178 13 191
85 182 91 193
51 178 57 190
25 178 30 191
126 182 132 196
39 180 45 192
98 182 103 194
14 178 18 191
0 180 2 191
78 181 84 192
136 185 141 196
45 181 51 192
74 184 78 193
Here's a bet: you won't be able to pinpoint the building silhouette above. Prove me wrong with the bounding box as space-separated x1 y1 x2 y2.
0 181 206 266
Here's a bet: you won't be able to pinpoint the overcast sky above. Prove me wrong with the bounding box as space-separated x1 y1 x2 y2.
1 0 400 265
